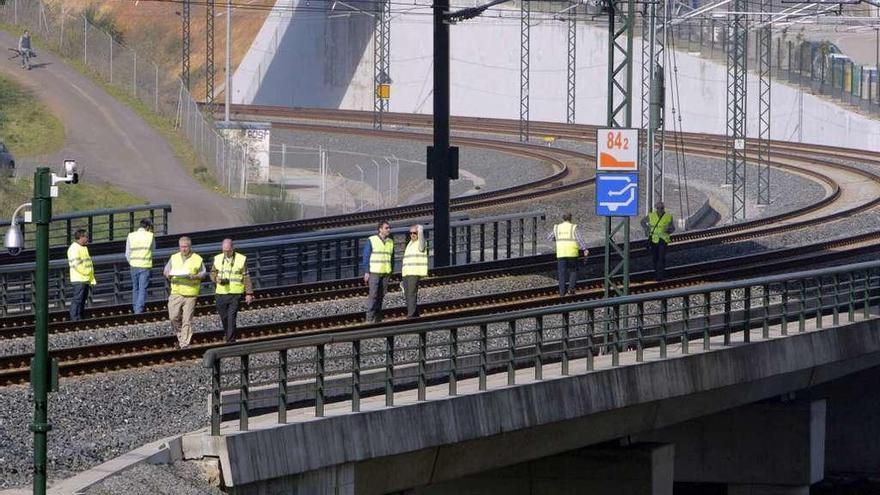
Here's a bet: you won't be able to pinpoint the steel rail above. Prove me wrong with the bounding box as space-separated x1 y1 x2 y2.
1 233 879 386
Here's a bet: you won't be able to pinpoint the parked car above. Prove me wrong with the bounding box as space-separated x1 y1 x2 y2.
0 142 14 177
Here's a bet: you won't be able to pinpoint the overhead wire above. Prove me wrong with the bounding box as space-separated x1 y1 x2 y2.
665 27 691 222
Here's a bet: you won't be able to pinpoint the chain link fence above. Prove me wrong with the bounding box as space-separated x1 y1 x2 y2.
254 144 411 218
0 0 252 195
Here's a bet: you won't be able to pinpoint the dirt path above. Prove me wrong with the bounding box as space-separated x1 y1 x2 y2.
0 30 245 234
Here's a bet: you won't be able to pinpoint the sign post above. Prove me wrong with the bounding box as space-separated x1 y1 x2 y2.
597 128 639 298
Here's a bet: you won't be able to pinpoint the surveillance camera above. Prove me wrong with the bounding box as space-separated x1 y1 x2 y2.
64 159 77 175
7 246 21 256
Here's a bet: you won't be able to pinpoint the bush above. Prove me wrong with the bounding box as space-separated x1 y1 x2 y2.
246 195 303 224
84 4 125 43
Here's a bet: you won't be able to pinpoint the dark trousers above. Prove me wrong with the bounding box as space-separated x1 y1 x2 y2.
70 282 90 321
366 273 389 323
403 275 421 318
650 240 668 281
216 294 241 343
557 257 579 296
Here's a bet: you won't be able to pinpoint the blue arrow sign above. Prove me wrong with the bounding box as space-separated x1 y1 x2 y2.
596 173 639 217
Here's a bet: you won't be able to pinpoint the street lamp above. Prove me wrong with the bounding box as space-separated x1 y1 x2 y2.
3 162 79 495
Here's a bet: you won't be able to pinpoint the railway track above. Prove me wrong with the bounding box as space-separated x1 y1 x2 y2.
0 231 878 386
0 109 878 385
2 135 879 334
4 107 877 264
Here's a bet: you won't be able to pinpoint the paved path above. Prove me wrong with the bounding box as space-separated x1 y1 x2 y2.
0 30 244 233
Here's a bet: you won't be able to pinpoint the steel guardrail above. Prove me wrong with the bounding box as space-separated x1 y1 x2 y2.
0 204 171 250
203 260 880 434
0 211 545 315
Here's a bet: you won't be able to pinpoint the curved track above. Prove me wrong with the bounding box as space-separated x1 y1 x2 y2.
5 106 879 264
2 109 880 385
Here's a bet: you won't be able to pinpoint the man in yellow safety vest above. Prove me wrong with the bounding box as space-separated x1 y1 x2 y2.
125 218 155 314
67 229 96 321
640 201 675 281
401 224 427 318
163 236 205 348
210 238 254 343
547 213 588 296
362 220 394 323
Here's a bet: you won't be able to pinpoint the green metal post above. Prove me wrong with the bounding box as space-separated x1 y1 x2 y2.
31 167 52 495
603 0 635 298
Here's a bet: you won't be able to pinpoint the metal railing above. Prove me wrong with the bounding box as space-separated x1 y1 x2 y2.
0 204 171 250
203 260 880 435
0 0 253 196
0 211 545 315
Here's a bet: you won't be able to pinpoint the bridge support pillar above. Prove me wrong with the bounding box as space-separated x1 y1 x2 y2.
408 442 674 495
800 365 880 476
636 400 825 490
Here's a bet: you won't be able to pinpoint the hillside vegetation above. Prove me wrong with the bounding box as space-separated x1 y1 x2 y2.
46 0 272 101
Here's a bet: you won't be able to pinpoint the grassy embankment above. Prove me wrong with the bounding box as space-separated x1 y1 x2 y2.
0 73 143 216
1 18 221 193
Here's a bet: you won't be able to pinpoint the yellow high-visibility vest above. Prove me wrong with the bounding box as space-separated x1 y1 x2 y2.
213 252 247 295
554 222 580 258
67 242 96 285
368 235 393 274
169 252 203 296
127 229 154 268
401 241 428 277
647 211 673 244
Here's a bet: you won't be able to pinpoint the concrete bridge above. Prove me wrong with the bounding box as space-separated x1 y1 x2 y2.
179 261 880 494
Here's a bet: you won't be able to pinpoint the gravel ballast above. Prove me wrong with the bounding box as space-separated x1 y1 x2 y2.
0 137 865 490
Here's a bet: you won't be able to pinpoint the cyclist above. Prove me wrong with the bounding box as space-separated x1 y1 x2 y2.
18 30 31 69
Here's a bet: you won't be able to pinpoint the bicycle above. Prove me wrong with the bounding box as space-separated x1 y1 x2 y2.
8 47 35 70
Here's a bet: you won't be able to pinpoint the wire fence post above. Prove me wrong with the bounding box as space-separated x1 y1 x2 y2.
83 15 88 65
154 63 160 112
108 33 113 84
133 52 137 97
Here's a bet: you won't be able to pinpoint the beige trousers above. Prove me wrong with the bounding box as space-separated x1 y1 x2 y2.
168 294 198 347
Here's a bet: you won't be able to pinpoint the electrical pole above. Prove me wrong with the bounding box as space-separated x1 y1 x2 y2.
206 0 216 107
182 0 191 89
566 1 576 125
429 0 458 267
603 0 635 298
224 0 232 122
756 0 771 205
725 0 748 221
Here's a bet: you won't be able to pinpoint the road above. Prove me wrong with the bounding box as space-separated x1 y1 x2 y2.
0 30 244 234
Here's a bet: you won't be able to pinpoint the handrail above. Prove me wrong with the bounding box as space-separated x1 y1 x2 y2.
203 259 880 435
203 259 880 363
0 204 173 225
0 211 546 315
0 204 172 250
0 210 543 273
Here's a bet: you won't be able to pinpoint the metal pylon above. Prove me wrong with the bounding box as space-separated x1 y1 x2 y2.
206 0 215 106
519 0 532 141
373 0 391 129
520 0 530 142
603 0 635 298
182 0 191 89
641 0 665 215
725 0 747 221
566 2 576 125
756 0 772 205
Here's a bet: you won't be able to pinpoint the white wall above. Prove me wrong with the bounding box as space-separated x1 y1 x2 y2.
234 4 880 151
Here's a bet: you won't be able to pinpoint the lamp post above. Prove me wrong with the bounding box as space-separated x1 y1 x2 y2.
30 168 52 495
4 164 78 495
